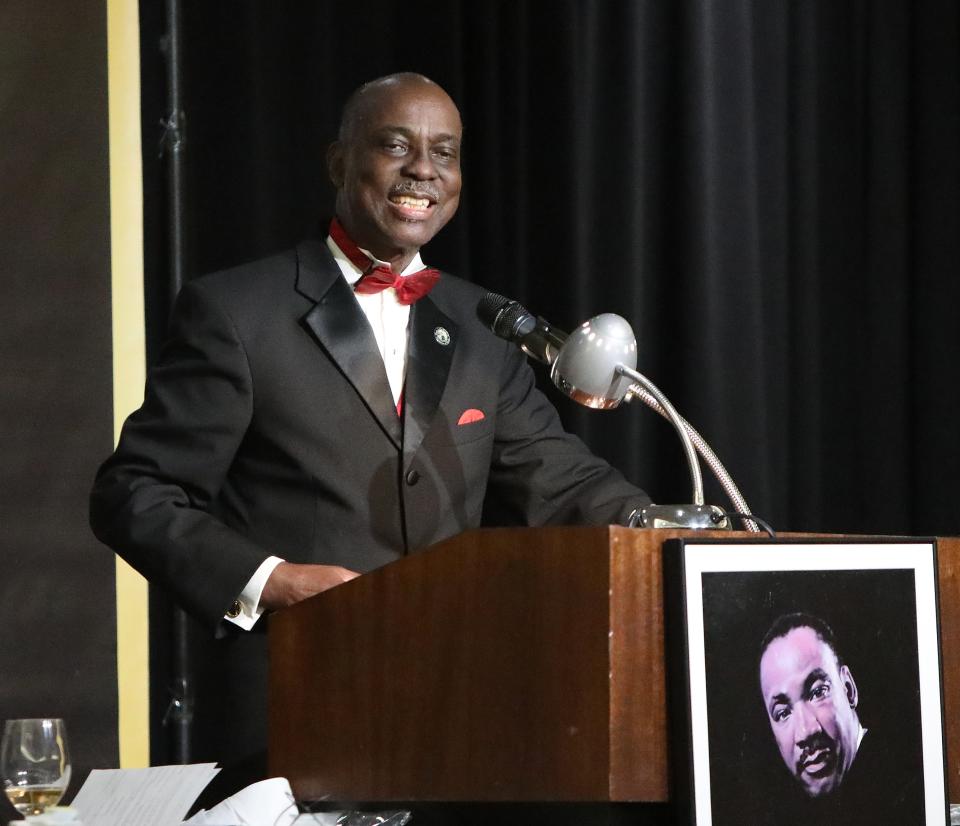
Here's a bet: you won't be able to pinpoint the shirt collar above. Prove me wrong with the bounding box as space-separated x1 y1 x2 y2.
325 235 426 286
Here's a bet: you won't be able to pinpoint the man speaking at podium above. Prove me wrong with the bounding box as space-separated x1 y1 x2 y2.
90 73 650 769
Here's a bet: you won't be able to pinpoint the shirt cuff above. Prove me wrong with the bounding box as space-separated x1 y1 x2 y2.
224 555 285 630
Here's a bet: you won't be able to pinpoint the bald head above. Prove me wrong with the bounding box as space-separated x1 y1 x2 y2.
338 73 458 143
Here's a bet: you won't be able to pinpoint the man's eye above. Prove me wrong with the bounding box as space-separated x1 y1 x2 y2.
433 147 457 161
383 142 407 153
810 683 831 700
772 707 790 722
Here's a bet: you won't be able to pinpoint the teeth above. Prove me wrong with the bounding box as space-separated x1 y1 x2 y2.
393 195 431 208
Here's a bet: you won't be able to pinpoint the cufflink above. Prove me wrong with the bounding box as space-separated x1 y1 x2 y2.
226 599 242 619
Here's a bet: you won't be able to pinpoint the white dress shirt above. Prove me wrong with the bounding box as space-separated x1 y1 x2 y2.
224 234 426 629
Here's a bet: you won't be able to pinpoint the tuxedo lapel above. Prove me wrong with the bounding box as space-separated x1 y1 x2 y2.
404 295 457 462
296 239 402 449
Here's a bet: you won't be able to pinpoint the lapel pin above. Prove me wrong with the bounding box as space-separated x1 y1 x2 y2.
433 326 451 346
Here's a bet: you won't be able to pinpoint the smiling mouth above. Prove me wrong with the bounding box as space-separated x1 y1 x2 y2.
390 193 434 209
387 190 438 221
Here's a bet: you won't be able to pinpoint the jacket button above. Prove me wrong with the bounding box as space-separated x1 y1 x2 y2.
405 469 420 485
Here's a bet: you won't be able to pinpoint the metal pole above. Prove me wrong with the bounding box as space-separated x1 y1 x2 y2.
160 0 192 763
162 0 186 302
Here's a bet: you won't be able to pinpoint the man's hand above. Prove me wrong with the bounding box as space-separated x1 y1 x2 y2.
259 561 360 611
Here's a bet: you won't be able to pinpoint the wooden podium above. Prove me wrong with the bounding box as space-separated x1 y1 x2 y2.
268 527 960 803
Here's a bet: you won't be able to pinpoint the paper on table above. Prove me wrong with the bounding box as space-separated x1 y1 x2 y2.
182 776 298 825
69 763 220 826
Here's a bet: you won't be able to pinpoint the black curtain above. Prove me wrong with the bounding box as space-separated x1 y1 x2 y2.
139 0 960 764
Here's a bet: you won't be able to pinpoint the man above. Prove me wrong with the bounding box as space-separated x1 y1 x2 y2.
90 73 649 765
756 612 923 824
758 613 864 798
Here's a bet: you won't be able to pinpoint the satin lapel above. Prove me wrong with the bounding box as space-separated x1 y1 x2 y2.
404 295 457 462
297 241 402 449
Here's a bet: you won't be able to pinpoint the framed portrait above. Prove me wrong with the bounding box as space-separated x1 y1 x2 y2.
663 539 948 826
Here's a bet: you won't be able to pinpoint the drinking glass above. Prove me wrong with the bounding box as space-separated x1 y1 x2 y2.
1 719 71 816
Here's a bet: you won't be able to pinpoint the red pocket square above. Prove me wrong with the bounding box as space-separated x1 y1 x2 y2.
457 408 485 425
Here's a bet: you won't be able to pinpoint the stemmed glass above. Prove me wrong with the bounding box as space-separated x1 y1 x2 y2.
1 719 71 816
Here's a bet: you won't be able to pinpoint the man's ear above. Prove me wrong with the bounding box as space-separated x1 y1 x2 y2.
327 141 345 188
840 664 858 709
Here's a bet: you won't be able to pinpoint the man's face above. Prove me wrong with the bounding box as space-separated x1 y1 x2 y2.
328 79 462 269
758 626 861 798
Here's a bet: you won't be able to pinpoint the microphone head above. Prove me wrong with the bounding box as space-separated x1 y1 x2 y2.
476 292 536 340
550 313 637 408
476 291 510 327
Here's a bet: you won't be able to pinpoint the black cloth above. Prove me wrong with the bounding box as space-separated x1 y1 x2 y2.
752 730 928 826
90 238 649 764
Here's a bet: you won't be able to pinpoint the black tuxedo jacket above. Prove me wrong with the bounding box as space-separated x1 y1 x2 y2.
91 239 649 630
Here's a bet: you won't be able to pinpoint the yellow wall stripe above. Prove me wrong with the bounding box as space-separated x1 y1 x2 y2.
106 0 150 768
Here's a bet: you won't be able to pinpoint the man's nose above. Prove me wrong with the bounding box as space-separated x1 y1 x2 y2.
794 702 822 743
402 146 438 179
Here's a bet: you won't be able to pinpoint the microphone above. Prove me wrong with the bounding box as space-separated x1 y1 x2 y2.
476 292 567 367
477 292 756 531
477 293 634 407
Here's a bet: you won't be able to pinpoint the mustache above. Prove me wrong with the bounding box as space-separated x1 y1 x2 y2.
795 732 835 772
390 181 440 202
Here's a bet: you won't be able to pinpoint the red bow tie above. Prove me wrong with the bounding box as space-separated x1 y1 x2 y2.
329 218 440 306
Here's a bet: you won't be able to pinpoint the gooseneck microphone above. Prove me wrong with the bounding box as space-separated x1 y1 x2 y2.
477 291 759 531
475 292 567 367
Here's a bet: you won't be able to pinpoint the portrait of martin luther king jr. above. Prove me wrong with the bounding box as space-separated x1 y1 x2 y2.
758 612 866 799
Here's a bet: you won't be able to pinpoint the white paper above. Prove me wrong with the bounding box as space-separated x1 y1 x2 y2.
182 776 298 826
69 764 220 826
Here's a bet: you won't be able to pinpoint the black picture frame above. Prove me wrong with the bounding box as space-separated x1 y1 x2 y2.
663 538 948 826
